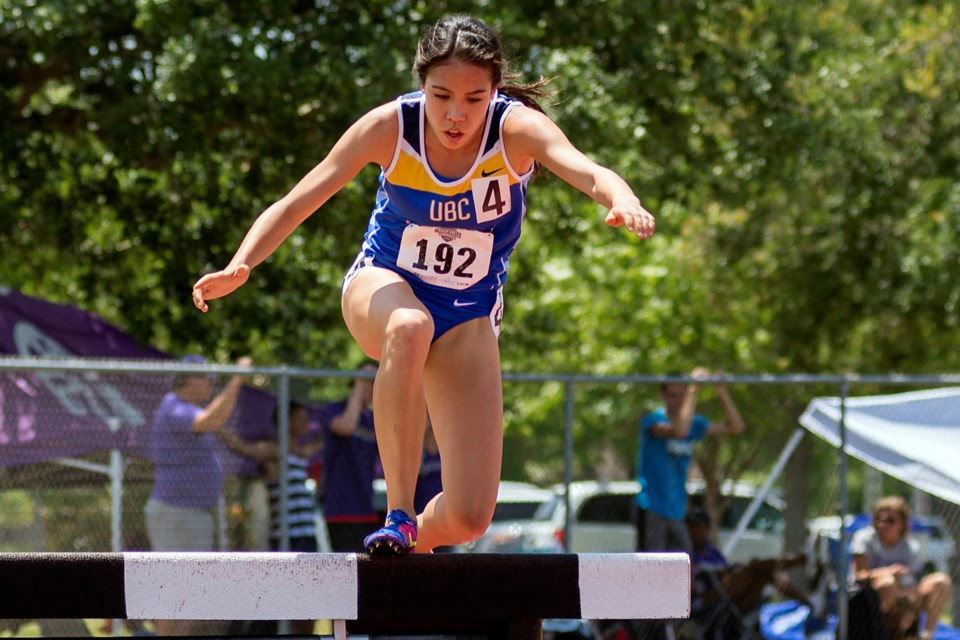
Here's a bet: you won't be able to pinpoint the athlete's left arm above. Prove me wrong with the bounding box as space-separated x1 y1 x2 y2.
504 107 655 239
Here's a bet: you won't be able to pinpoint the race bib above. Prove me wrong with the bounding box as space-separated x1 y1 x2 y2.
397 224 493 290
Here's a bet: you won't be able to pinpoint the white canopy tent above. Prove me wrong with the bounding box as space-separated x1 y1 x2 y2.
723 386 960 558
721 386 960 639
799 386 960 506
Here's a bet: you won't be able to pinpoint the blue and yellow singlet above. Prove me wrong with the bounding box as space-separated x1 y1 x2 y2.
348 90 534 340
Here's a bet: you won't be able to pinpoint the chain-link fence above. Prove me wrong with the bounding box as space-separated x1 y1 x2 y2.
1 357 958 639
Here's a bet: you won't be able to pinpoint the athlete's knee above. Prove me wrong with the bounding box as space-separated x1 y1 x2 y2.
446 499 495 541
383 308 434 355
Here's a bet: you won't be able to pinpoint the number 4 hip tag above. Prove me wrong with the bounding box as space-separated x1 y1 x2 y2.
472 175 511 224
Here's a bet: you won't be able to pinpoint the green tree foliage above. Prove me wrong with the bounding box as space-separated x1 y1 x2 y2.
2 0 958 482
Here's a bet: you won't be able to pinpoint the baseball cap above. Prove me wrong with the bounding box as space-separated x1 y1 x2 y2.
685 509 711 528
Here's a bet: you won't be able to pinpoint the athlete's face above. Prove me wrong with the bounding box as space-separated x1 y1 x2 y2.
421 59 496 152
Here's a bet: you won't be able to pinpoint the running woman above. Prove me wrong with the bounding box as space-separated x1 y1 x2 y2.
192 14 655 555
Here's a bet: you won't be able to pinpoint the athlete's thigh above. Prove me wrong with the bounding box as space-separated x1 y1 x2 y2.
422 317 504 511
341 266 432 359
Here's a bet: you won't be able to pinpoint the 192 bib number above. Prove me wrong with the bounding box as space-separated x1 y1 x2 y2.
397 224 493 290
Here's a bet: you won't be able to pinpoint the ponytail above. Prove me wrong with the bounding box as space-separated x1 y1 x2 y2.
498 75 556 115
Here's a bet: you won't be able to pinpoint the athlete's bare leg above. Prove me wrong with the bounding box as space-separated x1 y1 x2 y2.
342 266 432 517
415 316 503 552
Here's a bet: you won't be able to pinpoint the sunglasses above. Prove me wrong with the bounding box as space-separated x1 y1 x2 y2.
874 514 899 525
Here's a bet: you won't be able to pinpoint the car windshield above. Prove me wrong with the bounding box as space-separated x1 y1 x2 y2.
721 497 785 532
534 495 563 520
492 501 546 521
578 493 634 524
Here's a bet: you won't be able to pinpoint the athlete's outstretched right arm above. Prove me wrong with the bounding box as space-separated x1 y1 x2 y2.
503 106 655 241
192 103 398 312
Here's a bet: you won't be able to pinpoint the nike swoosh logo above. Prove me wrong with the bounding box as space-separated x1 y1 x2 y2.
453 299 478 307
481 167 504 177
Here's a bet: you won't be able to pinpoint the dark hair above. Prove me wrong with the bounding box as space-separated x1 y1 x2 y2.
272 399 306 426
686 508 711 528
660 372 684 392
413 14 553 114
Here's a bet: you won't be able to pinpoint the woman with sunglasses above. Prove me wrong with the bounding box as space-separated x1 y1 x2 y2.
851 495 952 639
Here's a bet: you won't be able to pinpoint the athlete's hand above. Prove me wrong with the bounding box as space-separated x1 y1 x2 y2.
192 265 250 313
605 199 655 239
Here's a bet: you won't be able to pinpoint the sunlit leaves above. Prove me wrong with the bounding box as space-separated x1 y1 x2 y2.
2 0 959 483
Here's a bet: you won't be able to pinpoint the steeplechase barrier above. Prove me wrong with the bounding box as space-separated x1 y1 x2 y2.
0 551 690 638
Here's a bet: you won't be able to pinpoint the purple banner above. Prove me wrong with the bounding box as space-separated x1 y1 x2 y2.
0 287 303 476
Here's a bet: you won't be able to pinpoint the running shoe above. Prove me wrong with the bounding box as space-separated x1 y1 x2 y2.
364 509 418 556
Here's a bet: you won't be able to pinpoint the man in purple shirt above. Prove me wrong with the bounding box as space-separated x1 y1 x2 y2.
144 354 250 637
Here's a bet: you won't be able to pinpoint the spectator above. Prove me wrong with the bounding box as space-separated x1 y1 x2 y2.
414 414 442 515
687 508 810 638
688 509 728 574
852 495 952 640
218 399 322 636
686 508 743 638
144 354 251 637
219 400 323 551
635 367 746 552
266 401 325 555
321 362 381 551
191 13 655 556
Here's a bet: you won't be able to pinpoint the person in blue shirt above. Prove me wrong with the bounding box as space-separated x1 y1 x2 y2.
636 367 745 552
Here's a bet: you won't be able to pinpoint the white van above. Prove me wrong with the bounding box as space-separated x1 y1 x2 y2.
469 479 787 563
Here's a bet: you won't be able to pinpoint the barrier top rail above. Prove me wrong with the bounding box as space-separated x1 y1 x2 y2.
0 551 690 622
